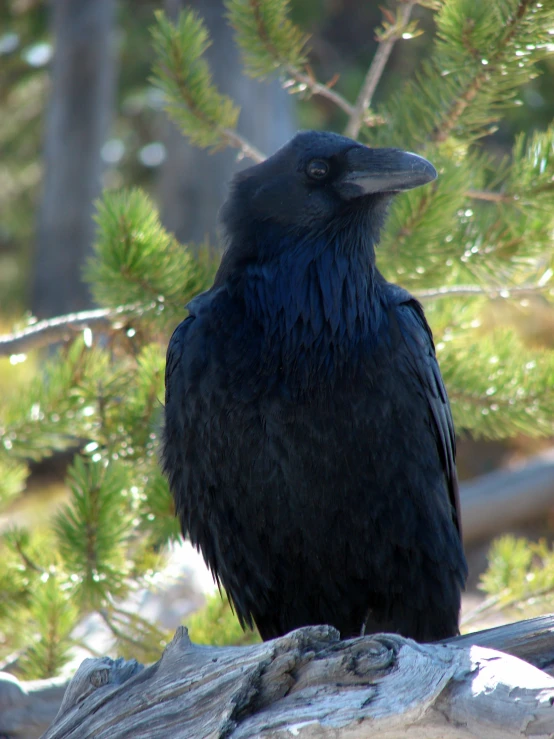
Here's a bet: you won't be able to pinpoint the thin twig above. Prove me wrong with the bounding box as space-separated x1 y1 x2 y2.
0 303 155 358
247 0 356 119
110 604 168 640
222 87 355 165
98 610 146 651
461 585 554 627
467 184 554 202
415 284 552 300
433 73 483 143
284 66 355 118
466 189 513 203
162 47 267 164
344 1 416 138
460 593 504 627
13 536 45 574
222 128 266 163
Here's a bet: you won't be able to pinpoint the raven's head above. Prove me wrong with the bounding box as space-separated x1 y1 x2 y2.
219 130 436 273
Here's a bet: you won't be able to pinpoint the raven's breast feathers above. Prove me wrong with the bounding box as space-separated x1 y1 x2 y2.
233 233 389 389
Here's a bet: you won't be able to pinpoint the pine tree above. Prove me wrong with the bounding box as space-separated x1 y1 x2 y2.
1 0 553 678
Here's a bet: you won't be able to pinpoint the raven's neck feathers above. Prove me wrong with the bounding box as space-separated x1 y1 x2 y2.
223 220 388 387
244 231 377 337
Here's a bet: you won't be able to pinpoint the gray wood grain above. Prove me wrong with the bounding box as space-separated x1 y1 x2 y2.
39 622 554 739
3 615 554 737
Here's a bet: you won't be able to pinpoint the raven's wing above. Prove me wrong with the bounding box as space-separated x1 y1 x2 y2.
393 296 463 539
162 290 217 541
164 289 217 412
162 288 272 622
164 317 192 405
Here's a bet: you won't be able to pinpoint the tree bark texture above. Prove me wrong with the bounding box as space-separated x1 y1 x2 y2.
29 616 554 739
32 0 116 317
158 0 296 251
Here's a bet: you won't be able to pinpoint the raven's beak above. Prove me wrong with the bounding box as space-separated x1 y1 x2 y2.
339 147 437 199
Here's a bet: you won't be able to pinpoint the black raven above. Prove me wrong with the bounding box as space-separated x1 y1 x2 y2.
162 130 467 642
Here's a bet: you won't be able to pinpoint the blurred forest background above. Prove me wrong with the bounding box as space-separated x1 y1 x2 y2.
3 0 553 317
1 0 554 689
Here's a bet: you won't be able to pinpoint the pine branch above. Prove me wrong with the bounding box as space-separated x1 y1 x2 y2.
0 458 28 507
221 128 266 163
15 570 79 680
439 329 554 438
98 610 145 652
433 70 483 143
12 538 45 575
54 458 133 610
415 283 553 300
1 287 547 359
87 189 214 314
151 10 240 150
227 0 356 118
99 605 170 663
461 583 554 627
467 189 513 203
377 152 472 284
344 1 416 138
468 536 554 625
0 304 154 358
226 0 308 76
283 67 355 117
432 0 543 143
378 0 554 148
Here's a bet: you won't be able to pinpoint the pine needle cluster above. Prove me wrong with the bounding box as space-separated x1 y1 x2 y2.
0 190 215 677
225 0 308 78
151 10 240 149
461 535 554 628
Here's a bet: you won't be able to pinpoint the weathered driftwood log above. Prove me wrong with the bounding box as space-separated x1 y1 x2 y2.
461 448 554 544
2 614 554 738
0 672 68 739
35 617 554 739
449 612 554 676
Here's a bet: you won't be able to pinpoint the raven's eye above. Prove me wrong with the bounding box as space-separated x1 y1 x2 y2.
307 159 330 180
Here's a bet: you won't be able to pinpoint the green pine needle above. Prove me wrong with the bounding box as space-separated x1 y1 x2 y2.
186 592 260 646
138 466 181 548
87 188 214 319
17 571 78 680
0 528 44 625
435 317 554 438
151 9 240 149
101 606 172 664
226 0 309 78
508 123 554 208
378 148 475 286
479 535 554 618
54 457 133 610
1 338 112 462
381 0 554 146
0 457 28 509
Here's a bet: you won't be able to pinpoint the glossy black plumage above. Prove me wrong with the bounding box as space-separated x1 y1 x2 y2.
162 131 467 642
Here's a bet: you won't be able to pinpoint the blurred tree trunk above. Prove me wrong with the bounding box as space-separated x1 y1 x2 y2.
32 0 115 318
158 0 296 251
